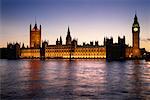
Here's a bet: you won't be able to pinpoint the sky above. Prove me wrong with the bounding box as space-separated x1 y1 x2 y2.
1 0 150 51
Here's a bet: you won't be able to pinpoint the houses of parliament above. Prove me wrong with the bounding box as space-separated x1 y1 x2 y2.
0 14 147 60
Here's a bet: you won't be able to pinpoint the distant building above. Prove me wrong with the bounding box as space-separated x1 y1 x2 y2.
0 14 146 60
0 48 7 59
56 36 62 45
106 36 125 60
0 42 21 59
42 39 106 59
21 27 106 59
20 48 40 59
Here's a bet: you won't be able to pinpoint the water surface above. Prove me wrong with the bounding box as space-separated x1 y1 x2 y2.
0 59 150 99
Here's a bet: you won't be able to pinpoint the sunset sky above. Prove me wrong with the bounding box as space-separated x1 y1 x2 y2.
1 0 150 51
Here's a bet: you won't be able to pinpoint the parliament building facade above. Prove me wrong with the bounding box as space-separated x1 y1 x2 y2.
3 14 144 60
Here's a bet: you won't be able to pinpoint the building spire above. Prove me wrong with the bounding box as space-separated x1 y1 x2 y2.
66 26 72 45
60 36 62 41
34 17 37 29
134 11 138 22
67 26 70 35
60 36 62 45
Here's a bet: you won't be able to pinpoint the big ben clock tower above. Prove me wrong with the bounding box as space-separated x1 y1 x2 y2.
132 14 140 58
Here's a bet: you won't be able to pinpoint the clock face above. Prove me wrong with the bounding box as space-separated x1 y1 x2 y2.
134 27 138 32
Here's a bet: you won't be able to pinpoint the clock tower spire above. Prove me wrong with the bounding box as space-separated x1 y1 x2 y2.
132 14 140 58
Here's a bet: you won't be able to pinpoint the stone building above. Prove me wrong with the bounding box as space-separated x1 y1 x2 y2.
18 14 144 59
30 22 41 48
132 14 141 58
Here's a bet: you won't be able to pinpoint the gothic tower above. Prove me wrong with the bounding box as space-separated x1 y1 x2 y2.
66 26 72 45
132 14 140 57
30 21 41 48
60 36 62 45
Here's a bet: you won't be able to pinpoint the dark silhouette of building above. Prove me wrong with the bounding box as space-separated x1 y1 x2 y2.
106 36 125 61
106 37 113 60
145 52 150 61
6 42 20 59
41 40 48 59
56 36 62 45
95 41 99 46
71 39 78 48
0 48 7 59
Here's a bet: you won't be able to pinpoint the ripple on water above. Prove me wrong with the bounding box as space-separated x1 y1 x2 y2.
0 59 150 100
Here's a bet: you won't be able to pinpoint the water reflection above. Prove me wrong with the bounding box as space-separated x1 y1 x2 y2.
62 60 76 99
0 59 150 99
73 59 107 99
27 60 43 98
131 61 142 99
105 62 127 99
130 61 150 99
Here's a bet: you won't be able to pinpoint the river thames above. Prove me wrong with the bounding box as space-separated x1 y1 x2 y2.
0 59 150 100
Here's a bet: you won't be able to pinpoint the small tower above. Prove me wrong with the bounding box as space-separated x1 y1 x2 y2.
104 37 106 46
22 43 25 49
95 41 98 46
56 38 59 45
60 36 62 45
66 26 72 45
106 37 113 60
